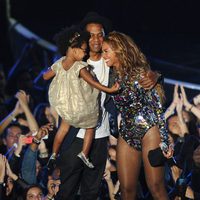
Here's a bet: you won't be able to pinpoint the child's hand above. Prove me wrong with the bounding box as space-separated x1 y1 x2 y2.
109 82 120 93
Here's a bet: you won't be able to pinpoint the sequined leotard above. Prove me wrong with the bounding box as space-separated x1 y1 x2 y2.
113 75 169 151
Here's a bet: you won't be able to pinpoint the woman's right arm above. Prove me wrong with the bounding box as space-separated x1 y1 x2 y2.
43 68 55 80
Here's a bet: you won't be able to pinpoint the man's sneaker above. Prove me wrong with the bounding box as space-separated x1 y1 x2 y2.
77 152 94 168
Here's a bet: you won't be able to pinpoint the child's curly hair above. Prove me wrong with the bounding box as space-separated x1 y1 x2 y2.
53 25 90 56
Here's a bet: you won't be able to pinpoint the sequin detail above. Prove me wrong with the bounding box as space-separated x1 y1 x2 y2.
113 76 169 151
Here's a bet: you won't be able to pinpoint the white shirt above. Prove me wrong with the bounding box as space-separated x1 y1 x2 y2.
76 57 110 139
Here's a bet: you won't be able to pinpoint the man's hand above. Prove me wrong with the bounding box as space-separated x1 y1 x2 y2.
138 70 159 90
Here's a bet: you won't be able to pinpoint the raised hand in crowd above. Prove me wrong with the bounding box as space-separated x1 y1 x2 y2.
21 123 53 185
15 90 39 132
34 123 53 141
193 94 200 106
45 176 61 200
6 159 18 181
180 85 192 111
180 85 200 119
175 94 189 136
14 134 28 157
23 123 53 155
0 155 22 199
0 154 6 183
0 154 7 199
0 100 23 134
38 139 49 159
165 84 179 119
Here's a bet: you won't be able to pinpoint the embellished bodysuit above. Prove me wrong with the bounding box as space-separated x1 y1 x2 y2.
112 75 169 151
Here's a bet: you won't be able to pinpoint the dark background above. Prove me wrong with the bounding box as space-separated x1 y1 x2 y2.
1 0 200 102
8 0 200 37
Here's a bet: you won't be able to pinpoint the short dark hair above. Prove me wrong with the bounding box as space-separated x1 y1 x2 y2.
2 123 22 139
79 11 112 34
53 25 90 56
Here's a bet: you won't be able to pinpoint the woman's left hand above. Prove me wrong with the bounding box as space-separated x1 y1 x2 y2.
161 144 174 159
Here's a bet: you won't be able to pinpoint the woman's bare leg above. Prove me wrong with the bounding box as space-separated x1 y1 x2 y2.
52 119 70 155
117 136 142 200
142 126 169 200
82 128 94 157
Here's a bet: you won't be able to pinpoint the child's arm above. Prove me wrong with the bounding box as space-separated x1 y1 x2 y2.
43 68 56 80
80 68 119 93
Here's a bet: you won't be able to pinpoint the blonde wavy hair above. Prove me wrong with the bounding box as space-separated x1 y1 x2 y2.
104 31 150 79
104 31 165 104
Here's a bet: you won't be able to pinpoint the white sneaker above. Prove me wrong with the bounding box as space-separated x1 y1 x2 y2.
77 152 94 168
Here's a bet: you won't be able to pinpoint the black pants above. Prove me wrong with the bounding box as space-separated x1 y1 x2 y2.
56 135 108 200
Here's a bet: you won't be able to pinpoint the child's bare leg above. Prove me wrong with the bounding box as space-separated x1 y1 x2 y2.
82 128 94 157
77 128 95 168
52 119 70 155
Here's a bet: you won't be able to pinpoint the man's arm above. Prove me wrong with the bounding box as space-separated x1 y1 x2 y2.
139 70 161 90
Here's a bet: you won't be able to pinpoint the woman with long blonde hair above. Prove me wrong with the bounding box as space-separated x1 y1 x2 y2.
102 31 173 200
